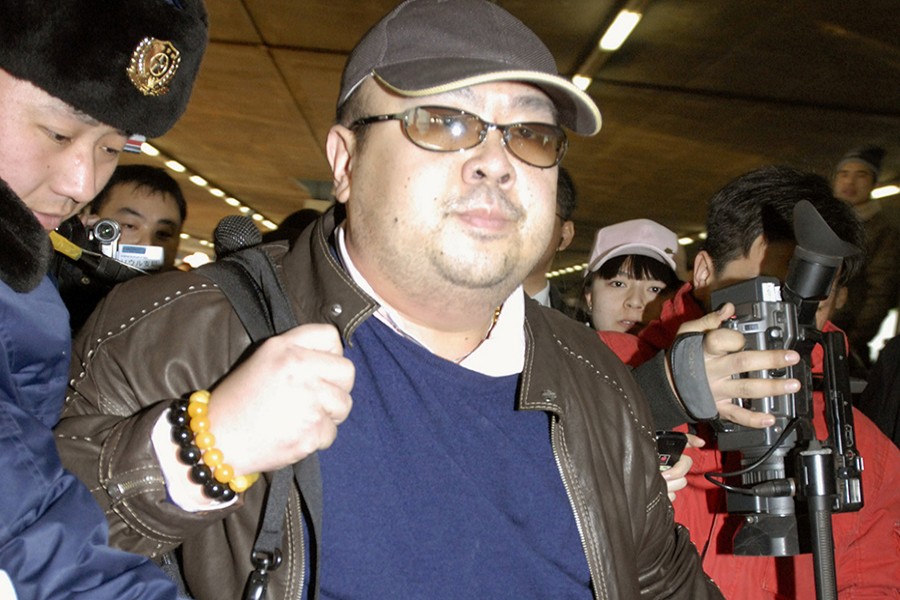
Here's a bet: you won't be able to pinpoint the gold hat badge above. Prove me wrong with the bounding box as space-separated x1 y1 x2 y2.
127 37 181 96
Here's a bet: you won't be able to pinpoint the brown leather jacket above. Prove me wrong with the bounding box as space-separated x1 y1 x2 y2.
56 209 721 599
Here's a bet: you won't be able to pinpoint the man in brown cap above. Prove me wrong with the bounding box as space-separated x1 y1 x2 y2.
830 145 900 373
0 0 207 598
57 1 796 598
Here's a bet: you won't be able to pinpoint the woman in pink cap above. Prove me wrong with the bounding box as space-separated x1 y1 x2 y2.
583 218 682 334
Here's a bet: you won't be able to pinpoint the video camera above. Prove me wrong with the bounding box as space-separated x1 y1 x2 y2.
90 218 165 272
706 201 864 588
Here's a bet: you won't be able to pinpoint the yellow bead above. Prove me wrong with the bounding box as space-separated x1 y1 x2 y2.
214 463 234 483
202 448 224 468
190 390 211 404
189 416 209 434
188 402 207 418
229 472 260 493
195 431 216 450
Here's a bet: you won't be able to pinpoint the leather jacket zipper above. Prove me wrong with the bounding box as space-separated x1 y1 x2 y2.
288 486 305 600
550 417 606 600
106 473 166 500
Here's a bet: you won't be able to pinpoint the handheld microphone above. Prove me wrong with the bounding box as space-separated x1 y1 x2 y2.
214 215 262 258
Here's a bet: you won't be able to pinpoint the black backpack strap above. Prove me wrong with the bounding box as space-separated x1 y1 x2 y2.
200 246 297 339
197 247 322 600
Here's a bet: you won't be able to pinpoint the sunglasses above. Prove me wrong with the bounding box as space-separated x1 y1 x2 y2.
349 106 568 169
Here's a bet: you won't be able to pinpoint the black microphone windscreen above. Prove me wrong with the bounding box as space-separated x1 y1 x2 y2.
214 215 262 258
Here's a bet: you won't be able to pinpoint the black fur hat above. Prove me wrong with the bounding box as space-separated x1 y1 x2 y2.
0 0 208 139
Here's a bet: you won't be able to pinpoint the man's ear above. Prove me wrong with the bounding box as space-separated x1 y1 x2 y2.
558 220 575 251
835 285 849 311
326 125 355 204
692 250 715 292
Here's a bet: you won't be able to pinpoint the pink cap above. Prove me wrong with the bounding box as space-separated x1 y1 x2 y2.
587 219 679 274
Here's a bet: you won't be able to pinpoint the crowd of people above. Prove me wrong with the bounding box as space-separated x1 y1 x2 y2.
1 0 897 599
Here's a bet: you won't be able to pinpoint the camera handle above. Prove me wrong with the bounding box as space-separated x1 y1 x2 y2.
803 329 864 600
798 445 837 600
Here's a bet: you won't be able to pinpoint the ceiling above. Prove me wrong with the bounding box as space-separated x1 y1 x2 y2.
123 0 900 288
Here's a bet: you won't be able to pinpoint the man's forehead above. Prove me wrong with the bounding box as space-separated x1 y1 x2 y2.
38 90 128 136
837 161 875 176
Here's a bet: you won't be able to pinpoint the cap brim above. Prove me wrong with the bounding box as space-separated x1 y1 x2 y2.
587 244 677 274
372 59 601 136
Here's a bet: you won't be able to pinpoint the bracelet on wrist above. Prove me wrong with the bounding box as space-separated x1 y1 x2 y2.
168 390 259 501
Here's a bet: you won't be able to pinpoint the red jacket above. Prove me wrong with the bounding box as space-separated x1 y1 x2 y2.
601 282 900 599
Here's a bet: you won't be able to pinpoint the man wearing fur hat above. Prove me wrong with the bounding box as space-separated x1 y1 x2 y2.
0 1 207 597
830 145 900 372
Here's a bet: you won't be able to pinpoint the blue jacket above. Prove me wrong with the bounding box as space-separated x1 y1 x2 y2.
0 178 177 599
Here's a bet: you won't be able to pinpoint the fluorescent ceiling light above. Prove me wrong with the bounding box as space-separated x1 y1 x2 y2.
189 175 208 187
572 74 593 91
599 10 642 51
165 160 186 173
141 143 160 157
182 252 212 268
872 185 900 199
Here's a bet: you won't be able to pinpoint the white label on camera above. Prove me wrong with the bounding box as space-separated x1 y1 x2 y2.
761 281 782 302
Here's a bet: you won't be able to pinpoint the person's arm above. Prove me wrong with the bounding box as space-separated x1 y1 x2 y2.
831 409 900 595
614 371 723 598
626 305 800 430
847 224 900 352
0 398 178 599
55 276 353 555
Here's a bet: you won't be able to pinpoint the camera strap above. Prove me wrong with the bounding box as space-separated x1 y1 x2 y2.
198 245 323 600
669 332 718 421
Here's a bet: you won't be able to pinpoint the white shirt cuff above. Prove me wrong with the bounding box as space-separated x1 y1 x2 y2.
151 409 237 513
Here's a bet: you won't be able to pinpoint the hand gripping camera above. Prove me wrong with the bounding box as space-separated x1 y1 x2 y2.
707 201 864 596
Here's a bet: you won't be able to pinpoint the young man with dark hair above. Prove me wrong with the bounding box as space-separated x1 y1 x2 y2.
90 164 188 268
55 164 190 332
0 0 207 597
602 165 900 599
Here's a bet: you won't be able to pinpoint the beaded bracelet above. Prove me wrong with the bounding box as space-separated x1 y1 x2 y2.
168 390 259 501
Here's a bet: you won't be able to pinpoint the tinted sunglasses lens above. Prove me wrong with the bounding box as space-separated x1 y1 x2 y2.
505 124 567 168
404 107 483 151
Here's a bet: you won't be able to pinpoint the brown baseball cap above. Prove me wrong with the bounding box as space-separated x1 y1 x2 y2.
338 0 601 136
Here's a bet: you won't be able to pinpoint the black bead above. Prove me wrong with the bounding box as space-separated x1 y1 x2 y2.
219 486 237 502
203 480 226 499
168 409 189 427
171 425 193 446
170 399 189 415
178 444 202 465
189 463 211 485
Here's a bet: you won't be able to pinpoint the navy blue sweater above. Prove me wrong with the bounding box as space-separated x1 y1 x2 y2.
318 316 593 598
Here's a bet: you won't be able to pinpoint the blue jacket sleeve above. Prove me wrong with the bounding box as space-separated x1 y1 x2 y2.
0 397 179 600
